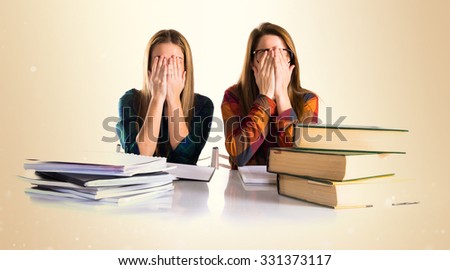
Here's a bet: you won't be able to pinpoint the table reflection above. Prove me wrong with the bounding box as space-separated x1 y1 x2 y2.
20 168 336 223
171 181 210 216
222 170 337 222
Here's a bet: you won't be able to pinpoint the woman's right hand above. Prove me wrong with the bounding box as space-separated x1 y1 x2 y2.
252 50 276 99
147 56 167 101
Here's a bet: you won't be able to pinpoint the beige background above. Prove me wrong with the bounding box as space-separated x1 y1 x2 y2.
1 0 449 249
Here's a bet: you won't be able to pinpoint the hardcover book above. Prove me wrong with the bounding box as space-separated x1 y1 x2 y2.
294 124 408 153
268 148 399 181
277 174 419 209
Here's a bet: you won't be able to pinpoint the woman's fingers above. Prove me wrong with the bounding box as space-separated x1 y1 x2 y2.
166 56 184 79
152 56 159 79
154 57 167 84
146 70 152 90
280 48 289 67
167 57 174 80
175 56 182 79
256 50 275 98
273 49 280 74
172 56 177 79
273 50 283 93
259 50 268 67
148 56 167 99
151 56 159 75
269 50 275 81
259 50 269 74
158 56 167 78
163 58 167 79
260 50 271 79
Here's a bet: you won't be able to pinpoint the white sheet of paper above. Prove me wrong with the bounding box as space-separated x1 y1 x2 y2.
238 165 277 185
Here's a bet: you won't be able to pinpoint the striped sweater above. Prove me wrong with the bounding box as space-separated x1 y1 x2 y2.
221 84 318 169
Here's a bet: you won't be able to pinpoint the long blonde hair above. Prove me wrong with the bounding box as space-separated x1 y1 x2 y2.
237 22 313 120
137 29 195 128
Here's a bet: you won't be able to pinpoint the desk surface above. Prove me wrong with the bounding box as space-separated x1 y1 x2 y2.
1 165 449 249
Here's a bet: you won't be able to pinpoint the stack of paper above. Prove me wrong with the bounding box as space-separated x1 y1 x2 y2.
24 151 170 176
21 152 176 206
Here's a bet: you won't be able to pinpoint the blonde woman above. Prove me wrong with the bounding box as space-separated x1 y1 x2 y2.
117 30 213 164
221 22 318 168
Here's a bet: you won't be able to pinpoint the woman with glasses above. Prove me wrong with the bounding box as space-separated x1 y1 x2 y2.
221 22 318 168
116 29 214 165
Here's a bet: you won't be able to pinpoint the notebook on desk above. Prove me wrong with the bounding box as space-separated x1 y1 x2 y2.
25 184 173 205
238 165 277 185
167 162 216 182
24 151 170 176
32 171 175 187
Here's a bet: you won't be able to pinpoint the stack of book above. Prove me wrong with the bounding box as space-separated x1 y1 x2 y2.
20 152 176 206
268 124 418 209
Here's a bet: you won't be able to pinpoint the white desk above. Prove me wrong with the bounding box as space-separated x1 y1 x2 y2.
1 165 449 249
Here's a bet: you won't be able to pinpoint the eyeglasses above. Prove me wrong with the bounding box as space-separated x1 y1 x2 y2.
252 48 294 64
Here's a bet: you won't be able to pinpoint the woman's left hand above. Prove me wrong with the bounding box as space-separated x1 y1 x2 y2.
166 56 186 104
